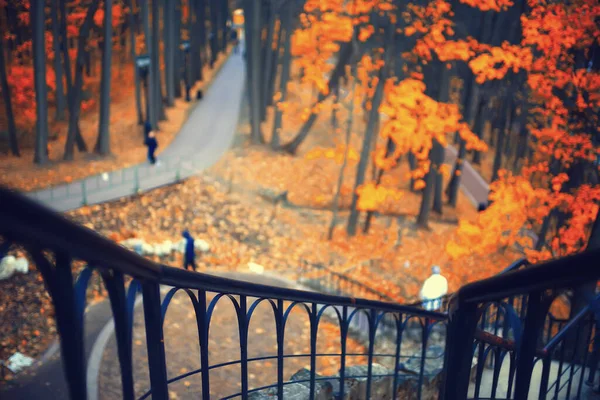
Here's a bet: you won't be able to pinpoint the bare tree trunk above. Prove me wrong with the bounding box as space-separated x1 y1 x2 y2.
152 0 166 122
141 0 156 128
0 34 19 156
64 0 101 160
125 0 144 124
328 78 356 240
431 141 445 214
347 28 392 236
249 0 264 143
95 0 113 155
31 0 49 164
262 1 276 120
271 3 293 150
50 0 66 121
164 0 175 106
416 140 441 227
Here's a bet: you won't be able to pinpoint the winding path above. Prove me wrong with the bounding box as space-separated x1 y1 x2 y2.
27 52 246 213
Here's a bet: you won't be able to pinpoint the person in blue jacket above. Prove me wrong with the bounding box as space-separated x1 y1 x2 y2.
144 130 158 165
182 230 196 271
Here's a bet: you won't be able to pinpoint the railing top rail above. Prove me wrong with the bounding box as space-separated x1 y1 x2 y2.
162 266 447 318
455 248 600 305
0 186 161 279
0 186 447 320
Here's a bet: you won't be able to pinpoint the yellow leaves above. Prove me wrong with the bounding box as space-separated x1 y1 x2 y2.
356 183 403 211
305 145 359 165
413 179 426 190
459 0 513 12
358 25 375 42
404 26 417 36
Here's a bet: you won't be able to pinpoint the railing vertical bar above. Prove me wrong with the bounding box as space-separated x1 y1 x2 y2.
339 306 348 400
141 282 168 400
240 295 249 399
474 343 486 398
417 318 430 400
365 309 376 400
392 314 403 400
490 349 504 399
309 303 317 400
576 318 593 399
538 356 552 399
515 291 544 400
565 318 584 399
276 298 284 400
198 290 211 399
506 353 517 398
102 270 135 400
554 341 567 399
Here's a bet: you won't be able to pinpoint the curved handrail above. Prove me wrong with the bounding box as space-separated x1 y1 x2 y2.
0 185 446 321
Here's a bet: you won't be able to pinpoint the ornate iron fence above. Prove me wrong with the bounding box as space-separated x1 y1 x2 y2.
0 187 448 399
443 249 600 400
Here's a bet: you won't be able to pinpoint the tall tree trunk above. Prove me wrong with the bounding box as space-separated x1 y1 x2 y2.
141 0 156 128
125 0 144 124
164 0 175 106
408 152 417 191
174 0 182 98
152 0 165 122
347 28 392 236
50 0 66 121
59 0 87 153
266 16 283 109
282 37 355 154
271 5 293 150
261 1 276 121
329 77 356 240
196 0 207 75
0 34 19 156
64 0 101 160
447 73 477 207
363 138 395 233
491 98 510 182
431 67 451 214
416 140 441 227
95 0 113 155
31 0 49 164
209 0 219 65
431 141 445 214
221 0 228 51
248 0 263 143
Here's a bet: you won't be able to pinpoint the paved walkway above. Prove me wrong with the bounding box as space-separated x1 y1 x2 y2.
444 146 489 207
27 52 246 213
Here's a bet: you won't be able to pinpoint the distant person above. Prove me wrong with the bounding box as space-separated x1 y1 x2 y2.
209 32 217 68
144 121 152 140
144 130 158 165
182 230 196 271
231 29 239 53
420 266 448 311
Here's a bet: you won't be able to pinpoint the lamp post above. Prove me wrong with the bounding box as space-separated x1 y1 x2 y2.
180 41 191 102
136 54 151 138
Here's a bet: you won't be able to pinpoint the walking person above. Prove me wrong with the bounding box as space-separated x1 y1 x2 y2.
231 29 239 54
144 130 158 165
182 230 197 271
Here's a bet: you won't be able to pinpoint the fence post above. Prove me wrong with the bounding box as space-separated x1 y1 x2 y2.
142 282 168 400
441 298 478 400
134 167 140 193
81 181 87 206
514 290 546 400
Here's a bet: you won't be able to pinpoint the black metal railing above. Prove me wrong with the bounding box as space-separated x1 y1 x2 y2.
0 187 448 400
443 249 600 400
